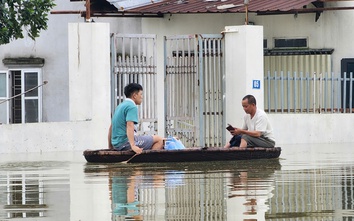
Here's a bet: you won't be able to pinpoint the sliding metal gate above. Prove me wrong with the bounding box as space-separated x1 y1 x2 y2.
164 34 224 147
111 34 158 135
111 33 225 146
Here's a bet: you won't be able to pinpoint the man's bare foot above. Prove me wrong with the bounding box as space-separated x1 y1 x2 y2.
224 143 231 148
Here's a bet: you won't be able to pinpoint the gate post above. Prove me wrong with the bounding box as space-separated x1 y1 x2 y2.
223 25 264 142
68 23 111 147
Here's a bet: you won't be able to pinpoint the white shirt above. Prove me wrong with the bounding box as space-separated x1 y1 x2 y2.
242 108 275 142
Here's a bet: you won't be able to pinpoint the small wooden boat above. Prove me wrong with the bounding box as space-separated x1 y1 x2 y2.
83 147 282 163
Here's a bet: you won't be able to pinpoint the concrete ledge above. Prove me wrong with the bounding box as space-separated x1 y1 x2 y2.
269 113 354 145
2 57 45 67
0 121 109 153
1 114 353 153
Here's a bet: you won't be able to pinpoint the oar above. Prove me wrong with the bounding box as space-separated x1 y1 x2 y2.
121 153 138 164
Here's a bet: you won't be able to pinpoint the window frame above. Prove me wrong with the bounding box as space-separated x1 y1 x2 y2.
21 69 43 123
0 71 9 124
1 68 43 124
273 37 308 49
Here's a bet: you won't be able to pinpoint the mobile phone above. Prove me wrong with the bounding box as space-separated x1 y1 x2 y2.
226 124 234 131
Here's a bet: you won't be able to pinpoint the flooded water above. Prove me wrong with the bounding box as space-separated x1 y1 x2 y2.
0 143 354 221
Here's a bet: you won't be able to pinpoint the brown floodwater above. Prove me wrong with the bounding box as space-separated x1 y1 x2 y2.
0 143 354 221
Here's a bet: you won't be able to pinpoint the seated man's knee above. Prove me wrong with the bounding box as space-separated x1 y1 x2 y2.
152 135 164 144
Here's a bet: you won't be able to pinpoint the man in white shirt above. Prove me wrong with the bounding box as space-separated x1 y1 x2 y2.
224 95 276 148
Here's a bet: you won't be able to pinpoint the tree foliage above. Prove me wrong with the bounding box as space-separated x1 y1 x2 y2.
0 0 55 45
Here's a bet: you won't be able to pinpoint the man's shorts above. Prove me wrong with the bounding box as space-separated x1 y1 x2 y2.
115 135 154 151
241 134 275 148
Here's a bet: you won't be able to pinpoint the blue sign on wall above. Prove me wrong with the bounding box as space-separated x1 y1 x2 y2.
253 80 261 89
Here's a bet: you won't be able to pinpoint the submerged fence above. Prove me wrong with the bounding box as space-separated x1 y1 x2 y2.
264 72 354 114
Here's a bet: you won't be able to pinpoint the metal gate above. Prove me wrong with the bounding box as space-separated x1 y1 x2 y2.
111 34 158 135
164 34 224 147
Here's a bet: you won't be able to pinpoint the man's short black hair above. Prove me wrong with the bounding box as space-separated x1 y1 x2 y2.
124 83 143 98
242 94 256 105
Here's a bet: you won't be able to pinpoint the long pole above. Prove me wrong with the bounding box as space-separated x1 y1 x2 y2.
86 0 91 22
244 0 249 25
245 4 249 24
0 81 48 105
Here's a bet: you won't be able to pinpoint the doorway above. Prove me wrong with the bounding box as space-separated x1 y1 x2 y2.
341 58 354 111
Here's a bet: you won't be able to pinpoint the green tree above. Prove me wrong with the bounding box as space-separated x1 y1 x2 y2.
0 0 55 45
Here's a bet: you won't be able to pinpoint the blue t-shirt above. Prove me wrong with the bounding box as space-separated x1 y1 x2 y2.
111 99 139 147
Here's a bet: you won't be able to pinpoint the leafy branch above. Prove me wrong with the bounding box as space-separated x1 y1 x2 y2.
0 0 55 45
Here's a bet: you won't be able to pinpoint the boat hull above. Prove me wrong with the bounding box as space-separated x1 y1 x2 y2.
83 147 282 163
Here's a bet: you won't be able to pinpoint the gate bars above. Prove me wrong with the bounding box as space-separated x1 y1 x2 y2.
111 33 225 146
111 34 158 135
164 34 224 148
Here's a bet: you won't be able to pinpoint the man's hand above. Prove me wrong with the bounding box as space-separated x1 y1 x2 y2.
232 128 262 138
131 145 143 154
230 128 242 136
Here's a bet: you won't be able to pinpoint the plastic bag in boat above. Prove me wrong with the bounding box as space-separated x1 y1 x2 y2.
164 136 186 150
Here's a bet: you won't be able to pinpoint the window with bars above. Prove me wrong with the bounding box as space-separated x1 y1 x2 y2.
0 69 42 124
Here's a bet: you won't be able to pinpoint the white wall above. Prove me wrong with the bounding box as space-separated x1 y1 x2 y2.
1 3 354 152
0 121 103 153
140 10 354 147
0 23 111 154
142 3 354 74
0 0 142 122
224 25 264 127
68 23 111 122
270 113 354 145
247 2 354 74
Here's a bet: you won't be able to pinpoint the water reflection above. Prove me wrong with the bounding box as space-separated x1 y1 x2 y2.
0 144 354 220
0 161 70 220
267 165 354 220
84 159 281 221
227 161 279 220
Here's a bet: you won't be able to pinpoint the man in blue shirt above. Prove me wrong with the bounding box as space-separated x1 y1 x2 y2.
109 83 164 154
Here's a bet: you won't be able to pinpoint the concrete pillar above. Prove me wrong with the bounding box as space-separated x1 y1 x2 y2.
67 23 111 148
68 23 111 122
224 25 264 134
68 23 112 221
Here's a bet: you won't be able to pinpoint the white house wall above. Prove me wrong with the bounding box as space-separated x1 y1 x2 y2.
224 26 264 131
1 1 354 152
0 22 112 154
142 2 354 73
0 1 141 152
141 7 354 146
0 1 142 122
270 113 354 144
